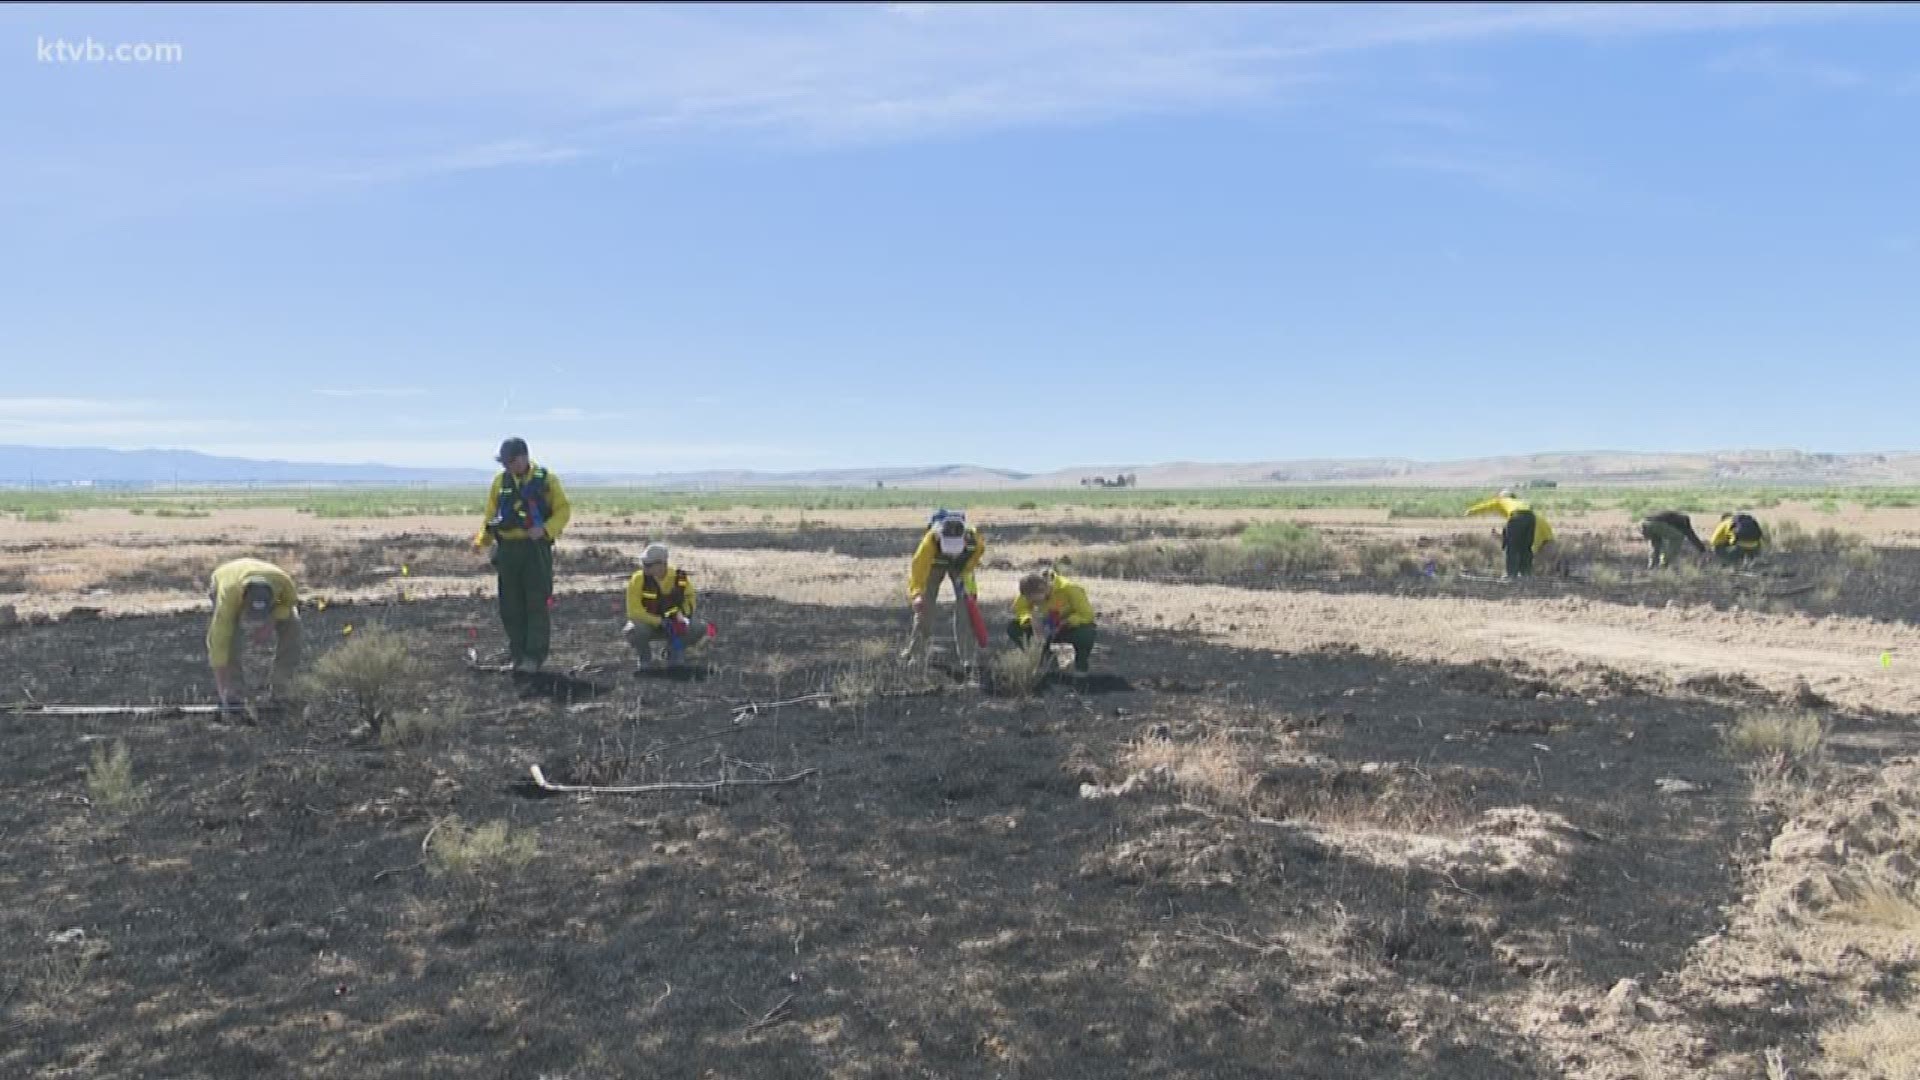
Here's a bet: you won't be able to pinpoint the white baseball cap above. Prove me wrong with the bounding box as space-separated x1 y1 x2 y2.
937 517 967 555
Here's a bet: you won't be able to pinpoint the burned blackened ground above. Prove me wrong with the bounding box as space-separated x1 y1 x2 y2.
5 591 1884 1079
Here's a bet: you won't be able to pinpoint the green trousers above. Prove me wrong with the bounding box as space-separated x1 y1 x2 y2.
1007 619 1097 672
1502 511 1538 577
493 539 553 665
1640 519 1688 568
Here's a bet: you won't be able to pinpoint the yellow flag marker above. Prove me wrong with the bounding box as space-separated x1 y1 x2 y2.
343 624 354 636
1883 651 1893 669
316 598 328 612
401 565 410 577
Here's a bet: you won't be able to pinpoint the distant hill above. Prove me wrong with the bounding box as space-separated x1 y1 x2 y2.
3 445 1919 489
0 445 487 487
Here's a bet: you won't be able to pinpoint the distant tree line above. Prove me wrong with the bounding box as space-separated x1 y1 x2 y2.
1080 473 1138 488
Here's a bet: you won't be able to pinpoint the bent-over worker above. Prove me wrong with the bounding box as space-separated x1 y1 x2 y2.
1467 489 1555 579
1710 511 1767 566
900 508 987 662
206 557 303 709
1640 510 1708 569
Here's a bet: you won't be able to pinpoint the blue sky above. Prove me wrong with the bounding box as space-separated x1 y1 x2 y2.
2 2 1917 473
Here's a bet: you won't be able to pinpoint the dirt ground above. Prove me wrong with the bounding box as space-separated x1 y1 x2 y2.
4 507 1919 1078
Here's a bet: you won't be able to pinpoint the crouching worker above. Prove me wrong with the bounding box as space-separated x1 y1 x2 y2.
1468 489 1555 579
1009 569 1098 675
623 544 708 668
900 508 988 662
1640 509 1708 569
1710 511 1768 566
207 557 303 710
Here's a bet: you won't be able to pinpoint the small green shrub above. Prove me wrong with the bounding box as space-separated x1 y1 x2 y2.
298 623 427 732
1239 522 1334 574
85 740 146 810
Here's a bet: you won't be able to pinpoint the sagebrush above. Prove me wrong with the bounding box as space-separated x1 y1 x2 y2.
298 623 428 732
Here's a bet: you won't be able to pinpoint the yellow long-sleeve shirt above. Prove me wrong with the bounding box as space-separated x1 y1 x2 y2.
206 558 298 667
907 526 986 598
1709 517 1766 552
1466 495 1555 552
472 463 571 548
625 566 697 628
1014 572 1096 631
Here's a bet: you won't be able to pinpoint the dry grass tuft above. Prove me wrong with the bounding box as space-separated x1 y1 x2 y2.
1831 876 1920 931
984 646 1053 699
852 637 896 664
380 695 467 749
832 656 926 705
1818 994 1920 1080
1722 709 1826 769
427 817 538 878
1122 732 1257 806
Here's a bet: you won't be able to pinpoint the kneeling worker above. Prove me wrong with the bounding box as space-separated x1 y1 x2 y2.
1467 488 1555 579
624 543 709 668
1009 569 1098 675
1640 509 1708 569
1710 511 1768 566
207 557 303 710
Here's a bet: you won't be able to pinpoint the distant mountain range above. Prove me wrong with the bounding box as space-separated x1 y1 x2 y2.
3 445 1919 489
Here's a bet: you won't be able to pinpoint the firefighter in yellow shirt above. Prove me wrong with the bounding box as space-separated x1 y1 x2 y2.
1710 512 1768 566
206 557 303 710
472 437 572 673
1010 569 1098 675
1467 489 1555 579
899 509 987 662
623 543 710 668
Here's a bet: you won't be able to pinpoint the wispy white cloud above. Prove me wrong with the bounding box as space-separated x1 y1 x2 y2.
0 397 156 418
1707 46 1871 90
0 403 288 444
3 1 1904 214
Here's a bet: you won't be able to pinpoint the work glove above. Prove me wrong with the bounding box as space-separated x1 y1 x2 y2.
622 621 637 635
910 594 928 616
